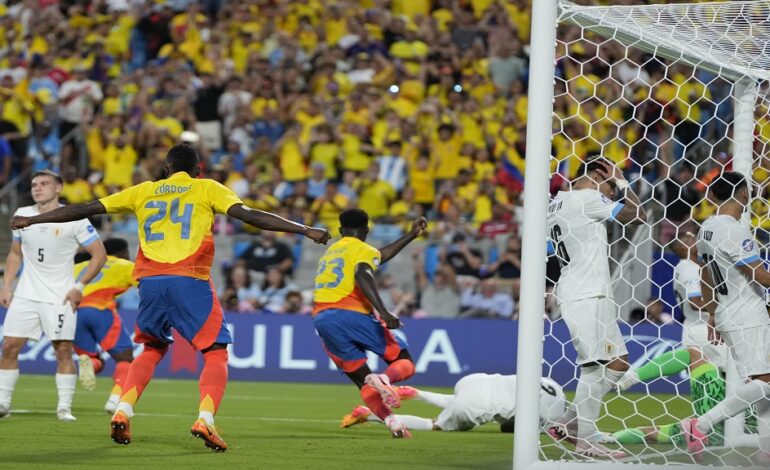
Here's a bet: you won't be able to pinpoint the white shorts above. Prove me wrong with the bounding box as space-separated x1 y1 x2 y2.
435 376 483 431
2 297 76 341
560 297 628 365
722 326 770 379
682 322 728 373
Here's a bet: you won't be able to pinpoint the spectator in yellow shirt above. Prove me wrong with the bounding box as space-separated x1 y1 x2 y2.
309 181 351 236
59 166 93 204
410 154 437 211
354 162 395 221
102 133 138 189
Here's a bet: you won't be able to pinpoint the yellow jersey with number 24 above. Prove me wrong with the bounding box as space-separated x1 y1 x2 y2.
98 172 243 281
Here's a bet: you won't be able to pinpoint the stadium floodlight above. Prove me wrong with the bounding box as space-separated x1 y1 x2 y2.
514 1 770 468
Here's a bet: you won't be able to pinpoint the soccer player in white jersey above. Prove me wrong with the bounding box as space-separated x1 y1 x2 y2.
545 156 646 458
681 172 770 464
340 374 566 433
0 170 106 421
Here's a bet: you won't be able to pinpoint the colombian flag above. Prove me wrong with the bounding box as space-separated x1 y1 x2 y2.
498 147 526 194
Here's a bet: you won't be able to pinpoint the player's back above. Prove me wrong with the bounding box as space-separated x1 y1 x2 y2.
697 215 768 331
312 236 381 315
98 172 242 281
12 204 99 303
547 189 621 303
74 256 136 310
674 258 707 326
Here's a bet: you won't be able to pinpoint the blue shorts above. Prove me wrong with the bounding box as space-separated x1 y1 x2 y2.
313 309 407 373
74 307 133 356
136 275 232 351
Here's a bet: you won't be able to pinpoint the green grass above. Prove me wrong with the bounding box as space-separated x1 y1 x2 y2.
0 375 757 469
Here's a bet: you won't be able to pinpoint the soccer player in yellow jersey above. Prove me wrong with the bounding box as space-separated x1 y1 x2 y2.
12 144 331 451
72 238 136 413
313 208 426 438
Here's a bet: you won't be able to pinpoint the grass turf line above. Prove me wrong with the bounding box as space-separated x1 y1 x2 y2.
0 375 694 469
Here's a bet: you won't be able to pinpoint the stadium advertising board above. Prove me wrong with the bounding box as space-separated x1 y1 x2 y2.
0 309 685 392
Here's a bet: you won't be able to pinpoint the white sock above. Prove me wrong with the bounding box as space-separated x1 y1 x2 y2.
115 401 134 418
616 370 640 391
367 413 435 431
55 373 76 410
574 365 612 442
697 379 770 434
557 403 577 431
755 397 770 453
415 390 454 409
198 410 215 426
0 369 19 408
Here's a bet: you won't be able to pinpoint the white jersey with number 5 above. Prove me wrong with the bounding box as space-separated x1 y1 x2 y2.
547 189 624 304
696 215 769 332
11 205 100 304
674 259 706 326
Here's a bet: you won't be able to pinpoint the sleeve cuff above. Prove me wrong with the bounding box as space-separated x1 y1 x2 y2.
687 292 703 299
79 234 99 247
12 235 20 241
736 254 761 266
609 202 625 221
546 240 555 256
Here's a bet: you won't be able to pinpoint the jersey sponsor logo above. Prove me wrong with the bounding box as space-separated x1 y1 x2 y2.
742 239 754 252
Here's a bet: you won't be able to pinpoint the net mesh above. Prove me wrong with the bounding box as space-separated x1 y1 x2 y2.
540 0 770 466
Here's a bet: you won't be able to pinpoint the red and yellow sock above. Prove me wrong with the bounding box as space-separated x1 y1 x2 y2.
198 349 228 420
119 345 167 408
384 359 415 384
111 361 131 397
361 384 391 421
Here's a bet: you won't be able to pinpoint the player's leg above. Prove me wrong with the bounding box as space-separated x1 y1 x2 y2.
354 408 437 431
617 347 698 391
42 301 79 422
365 315 415 408
73 307 105 392
101 309 135 413
0 297 42 417
111 278 171 444
104 348 133 413
166 278 231 451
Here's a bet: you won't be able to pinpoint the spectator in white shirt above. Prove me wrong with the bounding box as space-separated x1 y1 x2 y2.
58 63 103 169
460 278 515 319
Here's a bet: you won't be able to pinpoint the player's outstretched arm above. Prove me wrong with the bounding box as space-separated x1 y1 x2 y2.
227 204 331 245
354 263 400 329
379 216 427 264
737 259 770 289
0 240 21 308
11 201 107 229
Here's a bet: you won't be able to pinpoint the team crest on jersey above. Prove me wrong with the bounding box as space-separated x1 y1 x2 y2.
742 239 754 251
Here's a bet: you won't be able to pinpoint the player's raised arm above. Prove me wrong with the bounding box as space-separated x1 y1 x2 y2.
11 201 107 229
378 216 427 264
354 263 400 329
596 160 646 225
0 240 21 308
227 204 331 245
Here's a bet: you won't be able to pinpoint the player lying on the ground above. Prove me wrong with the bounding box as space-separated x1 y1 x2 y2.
72 237 137 413
312 209 427 438
341 373 566 433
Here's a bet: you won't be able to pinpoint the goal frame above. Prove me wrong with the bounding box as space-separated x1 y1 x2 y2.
512 1 760 468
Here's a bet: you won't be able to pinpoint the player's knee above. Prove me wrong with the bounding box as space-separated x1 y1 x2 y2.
111 349 134 363
52 341 75 360
0 339 23 359
399 359 416 380
607 357 629 373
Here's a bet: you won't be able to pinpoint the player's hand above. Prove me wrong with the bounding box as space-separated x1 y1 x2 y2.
63 288 83 309
707 316 723 345
10 216 31 230
0 286 12 308
410 216 428 237
595 160 623 182
380 312 402 329
304 226 331 245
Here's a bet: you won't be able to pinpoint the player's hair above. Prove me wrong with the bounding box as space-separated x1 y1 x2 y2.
575 154 609 179
31 169 63 185
339 208 369 229
165 144 200 174
709 171 748 202
103 238 129 256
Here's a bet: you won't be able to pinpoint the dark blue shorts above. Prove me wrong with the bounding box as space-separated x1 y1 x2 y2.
313 309 407 373
136 275 231 351
74 307 133 356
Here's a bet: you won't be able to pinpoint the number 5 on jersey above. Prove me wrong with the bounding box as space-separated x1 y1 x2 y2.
143 198 194 242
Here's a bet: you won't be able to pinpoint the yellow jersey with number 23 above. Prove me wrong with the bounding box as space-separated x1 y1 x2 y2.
98 172 243 281
312 237 381 315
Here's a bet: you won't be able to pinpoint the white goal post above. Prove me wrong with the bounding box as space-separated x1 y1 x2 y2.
514 1 770 469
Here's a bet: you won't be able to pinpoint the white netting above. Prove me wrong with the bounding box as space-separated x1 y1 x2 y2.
537 1 770 467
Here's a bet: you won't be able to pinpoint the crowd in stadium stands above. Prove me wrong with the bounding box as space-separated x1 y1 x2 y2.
0 0 765 319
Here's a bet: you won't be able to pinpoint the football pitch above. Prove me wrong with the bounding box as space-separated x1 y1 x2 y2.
0 375 704 469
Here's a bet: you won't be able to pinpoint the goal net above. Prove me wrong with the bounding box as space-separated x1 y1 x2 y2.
515 1 770 469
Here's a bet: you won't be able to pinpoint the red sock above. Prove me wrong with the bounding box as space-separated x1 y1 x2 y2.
361 384 391 421
384 359 415 384
199 349 228 415
119 345 167 406
90 356 104 374
111 361 131 395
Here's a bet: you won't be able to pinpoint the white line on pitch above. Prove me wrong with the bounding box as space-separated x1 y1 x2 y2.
10 409 340 424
